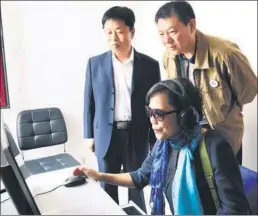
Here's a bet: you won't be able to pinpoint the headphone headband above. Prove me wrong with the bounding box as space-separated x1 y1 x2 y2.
158 79 191 110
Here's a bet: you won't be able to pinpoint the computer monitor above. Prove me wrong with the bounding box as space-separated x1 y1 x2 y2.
1 124 40 215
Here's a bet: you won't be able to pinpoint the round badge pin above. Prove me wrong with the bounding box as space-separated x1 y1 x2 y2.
209 80 218 88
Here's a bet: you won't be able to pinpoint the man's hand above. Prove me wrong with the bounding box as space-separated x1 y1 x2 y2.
85 138 95 152
73 166 101 181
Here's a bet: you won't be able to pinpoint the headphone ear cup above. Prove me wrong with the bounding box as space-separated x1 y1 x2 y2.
180 107 200 130
179 109 188 130
192 107 200 124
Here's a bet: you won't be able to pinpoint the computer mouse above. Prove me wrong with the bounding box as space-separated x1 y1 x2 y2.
64 175 86 187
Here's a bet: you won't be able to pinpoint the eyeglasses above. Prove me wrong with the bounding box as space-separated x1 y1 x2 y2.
145 106 178 121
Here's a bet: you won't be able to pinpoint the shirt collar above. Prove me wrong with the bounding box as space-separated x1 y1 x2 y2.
112 47 134 64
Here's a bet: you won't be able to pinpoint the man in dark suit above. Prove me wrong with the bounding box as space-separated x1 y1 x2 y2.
83 6 160 212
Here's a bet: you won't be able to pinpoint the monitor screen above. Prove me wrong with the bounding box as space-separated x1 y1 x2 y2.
1 124 40 215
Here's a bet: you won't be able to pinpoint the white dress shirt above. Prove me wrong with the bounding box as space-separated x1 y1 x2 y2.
112 49 134 121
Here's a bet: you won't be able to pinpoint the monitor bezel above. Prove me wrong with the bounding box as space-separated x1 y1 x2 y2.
2 143 40 215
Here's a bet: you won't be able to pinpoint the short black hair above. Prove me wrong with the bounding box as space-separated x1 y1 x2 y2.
155 0 195 25
146 78 203 121
102 6 135 30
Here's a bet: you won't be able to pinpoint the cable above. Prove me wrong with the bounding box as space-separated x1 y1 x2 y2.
0 184 64 204
0 189 7 194
33 184 64 198
1 197 10 204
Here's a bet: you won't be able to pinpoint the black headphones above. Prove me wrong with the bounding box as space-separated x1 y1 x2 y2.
158 79 200 131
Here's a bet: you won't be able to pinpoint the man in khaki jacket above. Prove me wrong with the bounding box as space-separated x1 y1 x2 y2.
155 0 257 164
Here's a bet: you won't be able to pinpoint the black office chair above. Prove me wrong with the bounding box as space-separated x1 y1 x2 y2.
16 107 80 176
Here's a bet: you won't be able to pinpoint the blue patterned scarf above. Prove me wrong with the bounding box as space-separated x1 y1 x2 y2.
149 124 203 215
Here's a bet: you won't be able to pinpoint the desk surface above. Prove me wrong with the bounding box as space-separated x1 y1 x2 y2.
2 167 126 215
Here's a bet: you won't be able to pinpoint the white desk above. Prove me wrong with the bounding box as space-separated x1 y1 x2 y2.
2 167 126 215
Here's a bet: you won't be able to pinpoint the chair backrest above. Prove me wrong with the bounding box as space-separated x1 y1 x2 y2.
17 107 68 150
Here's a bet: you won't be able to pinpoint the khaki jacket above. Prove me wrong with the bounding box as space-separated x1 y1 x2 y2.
162 30 257 153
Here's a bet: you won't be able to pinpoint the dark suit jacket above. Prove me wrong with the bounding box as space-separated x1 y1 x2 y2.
83 49 160 161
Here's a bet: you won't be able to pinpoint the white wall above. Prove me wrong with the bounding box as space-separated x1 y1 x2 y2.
1 1 257 170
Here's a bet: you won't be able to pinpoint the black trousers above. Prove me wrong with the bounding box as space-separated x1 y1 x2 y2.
97 128 147 213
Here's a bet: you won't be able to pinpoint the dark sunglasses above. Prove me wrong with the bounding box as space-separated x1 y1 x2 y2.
145 106 178 121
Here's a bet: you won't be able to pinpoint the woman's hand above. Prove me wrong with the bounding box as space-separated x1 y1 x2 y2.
73 166 101 181
73 166 135 188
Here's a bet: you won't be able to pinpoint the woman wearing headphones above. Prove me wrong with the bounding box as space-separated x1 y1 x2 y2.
74 78 250 215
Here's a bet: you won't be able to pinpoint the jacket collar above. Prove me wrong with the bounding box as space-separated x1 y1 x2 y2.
194 30 210 69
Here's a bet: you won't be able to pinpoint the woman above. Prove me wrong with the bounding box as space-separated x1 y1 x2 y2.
74 78 250 215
